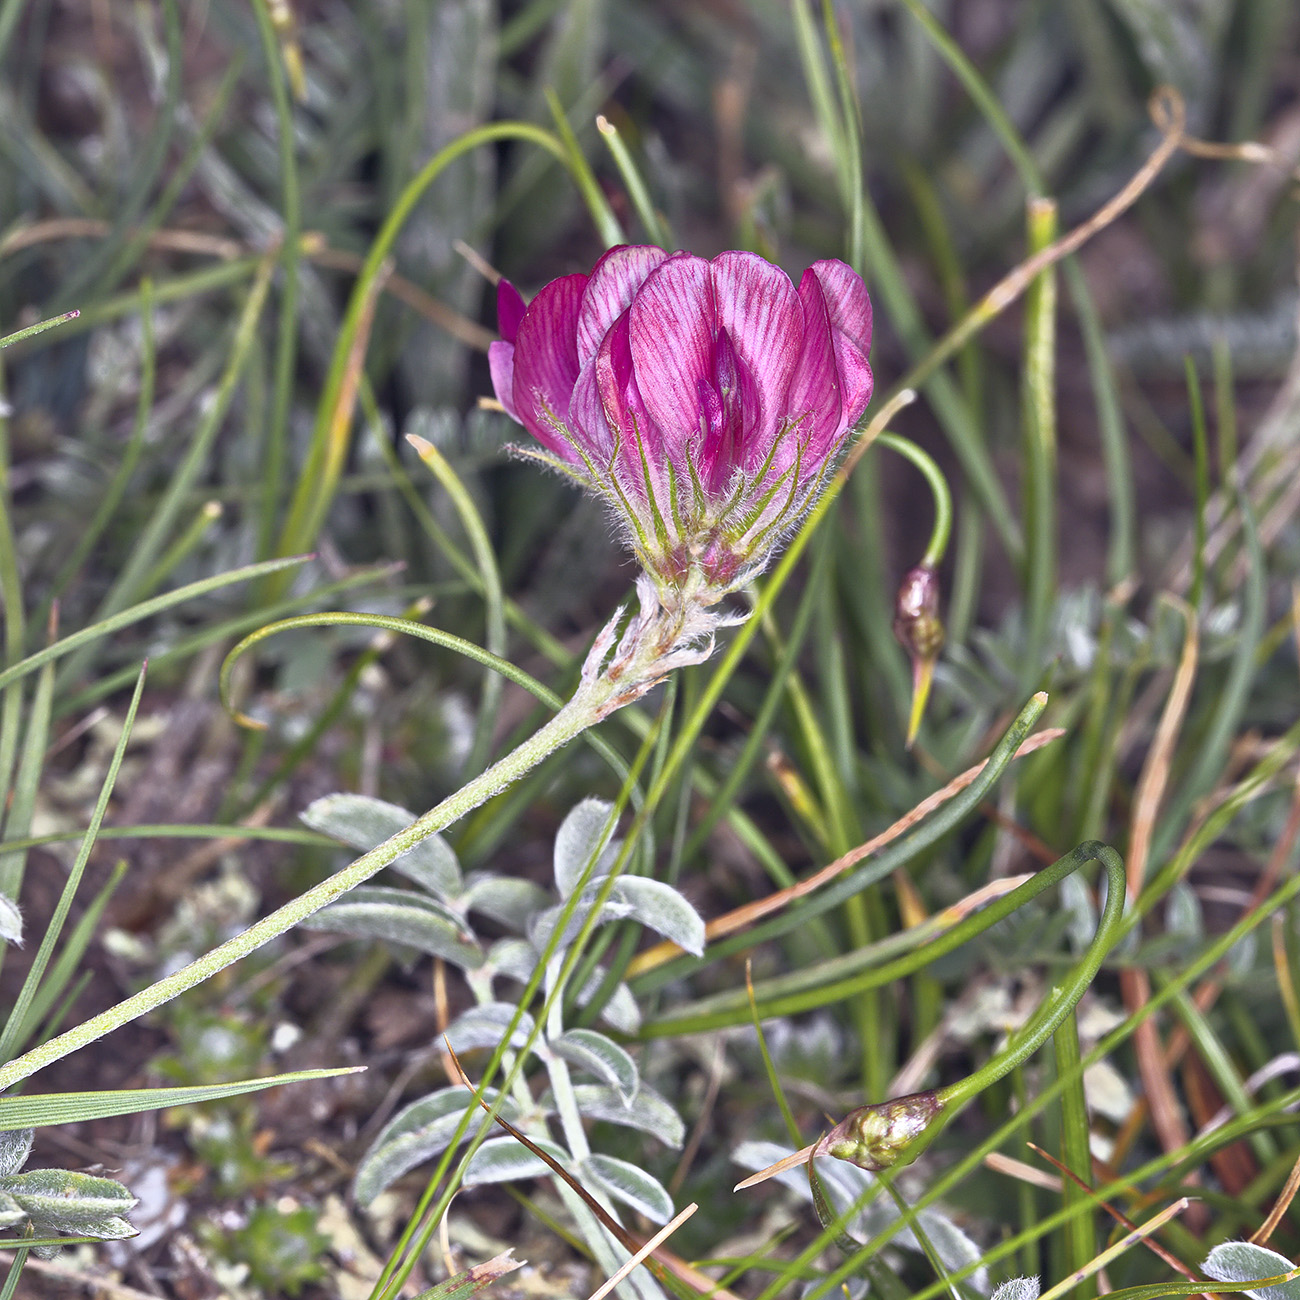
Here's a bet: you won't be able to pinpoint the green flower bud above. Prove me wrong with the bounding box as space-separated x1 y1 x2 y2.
816 1090 943 1172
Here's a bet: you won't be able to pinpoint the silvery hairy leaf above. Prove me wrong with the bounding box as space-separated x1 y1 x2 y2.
550 1084 685 1148
0 1191 24 1228
462 1134 569 1186
581 1154 674 1224
301 794 462 898
990 1280 1040 1300
553 798 619 897
575 968 642 1034
354 1087 516 1206
1203 1243 1300 1300
551 1029 638 1102
0 1168 137 1238
0 1129 32 1178
303 886 482 969
445 1003 536 1054
529 888 634 954
460 874 549 930
0 894 22 946
609 877 704 955
486 937 541 985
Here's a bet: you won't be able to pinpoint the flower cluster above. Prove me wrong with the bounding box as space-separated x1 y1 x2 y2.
489 245 873 613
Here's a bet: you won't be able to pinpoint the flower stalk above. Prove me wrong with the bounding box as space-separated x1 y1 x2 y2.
0 594 692 1094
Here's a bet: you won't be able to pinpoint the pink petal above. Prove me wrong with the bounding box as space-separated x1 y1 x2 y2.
701 327 762 489
808 259 873 357
568 359 616 469
511 273 587 461
576 245 670 368
497 279 527 343
627 253 716 459
595 310 665 494
488 341 518 421
832 337 874 435
710 251 802 442
784 270 842 463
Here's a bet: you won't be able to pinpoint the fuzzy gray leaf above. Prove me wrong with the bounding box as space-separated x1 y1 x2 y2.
461 875 549 930
301 794 462 897
553 798 618 897
554 1084 684 1148
0 1191 24 1228
0 894 22 946
0 1129 32 1178
485 938 540 985
582 1154 673 1224
462 1135 569 1186
445 1003 536 1054
0 1168 137 1237
354 1087 516 1206
612 878 704 955
1203 1243 1300 1300
991 1280 1040 1300
529 889 634 954
303 887 482 969
551 1029 638 1102
575 969 642 1034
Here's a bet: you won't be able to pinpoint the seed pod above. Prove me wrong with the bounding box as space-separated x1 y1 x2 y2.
815 1090 944 1172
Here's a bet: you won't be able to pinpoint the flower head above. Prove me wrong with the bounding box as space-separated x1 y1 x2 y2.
489 246 872 609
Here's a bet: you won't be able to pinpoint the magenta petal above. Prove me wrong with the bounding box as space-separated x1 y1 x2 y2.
497 280 526 343
511 273 587 461
488 341 518 421
628 253 716 458
702 327 762 488
832 337 874 434
576 245 669 368
568 360 616 470
594 309 664 492
710 252 802 438
785 270 842 463
809 259 873 356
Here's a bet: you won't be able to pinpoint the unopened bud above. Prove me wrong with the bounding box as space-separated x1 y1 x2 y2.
893 566 944 747
816 1091 943 1172
893 565 944 661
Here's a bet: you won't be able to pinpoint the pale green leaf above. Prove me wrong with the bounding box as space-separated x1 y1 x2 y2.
553 798 618 897
582 1154 673 1224
303 886 482 968
552 1029 637 1101
1204 1243 1300 1300
301 794 462 897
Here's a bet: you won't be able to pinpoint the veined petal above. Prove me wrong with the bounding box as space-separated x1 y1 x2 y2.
512 273 587 461
628 253 715 459
594 310 665 491
785 269 842 465
576 245 669 368
497 279 526 343
701 327 761 491
809 259 873 356
710 251 802 446
488 341 518 420
831 337 874 438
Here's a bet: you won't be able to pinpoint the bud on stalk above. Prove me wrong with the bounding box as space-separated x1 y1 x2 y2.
893 564 944 747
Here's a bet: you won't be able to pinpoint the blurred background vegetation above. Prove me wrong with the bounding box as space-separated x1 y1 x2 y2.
1 0 1299 1296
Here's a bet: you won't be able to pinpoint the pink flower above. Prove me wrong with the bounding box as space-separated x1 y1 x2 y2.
489 245 873 605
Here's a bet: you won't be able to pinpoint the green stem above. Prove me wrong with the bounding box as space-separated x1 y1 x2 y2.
874 433 953 568
1053 1008 1098 1300
937 842 1125 1109
0 672 617 1093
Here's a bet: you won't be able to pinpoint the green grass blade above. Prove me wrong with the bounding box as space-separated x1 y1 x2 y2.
0 1070 363 1130
0 665 146 1063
